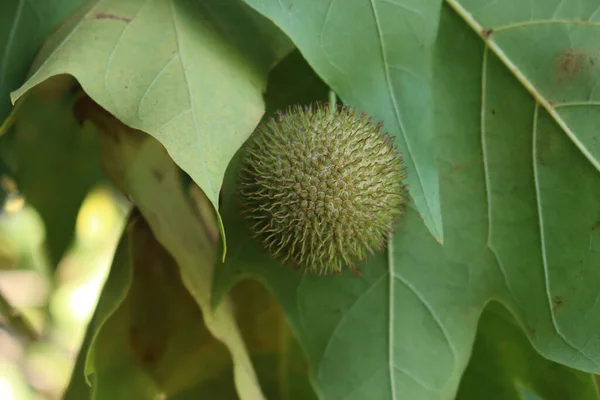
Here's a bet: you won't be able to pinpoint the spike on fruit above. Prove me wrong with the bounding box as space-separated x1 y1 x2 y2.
239 103 407 275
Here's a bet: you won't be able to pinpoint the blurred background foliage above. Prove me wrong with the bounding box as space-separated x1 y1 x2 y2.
0 183 127 399
0 74 129 399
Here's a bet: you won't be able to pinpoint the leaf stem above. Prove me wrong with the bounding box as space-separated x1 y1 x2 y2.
329 90 337 110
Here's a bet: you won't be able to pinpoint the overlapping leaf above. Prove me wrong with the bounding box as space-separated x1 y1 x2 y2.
65 228 316 400
11 0 293 249
0 0 85 122
64 212 239 400
84 102 265 399
241 0 443 241
212 2 600 400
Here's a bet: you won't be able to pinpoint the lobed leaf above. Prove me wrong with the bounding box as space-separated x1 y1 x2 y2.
10 0 293 253
213 4 600 398
241 0 444 241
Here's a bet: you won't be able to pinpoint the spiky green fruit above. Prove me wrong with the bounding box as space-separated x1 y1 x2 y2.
240 104 407 274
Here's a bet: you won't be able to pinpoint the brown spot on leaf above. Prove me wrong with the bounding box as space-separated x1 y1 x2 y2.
128 325 166 366
152 169 164 182
482 28 493 39
592 218 600 231
552 296 564 314
73 96 93 126
141 348 161 365
555 48 599 87
94 13 132 23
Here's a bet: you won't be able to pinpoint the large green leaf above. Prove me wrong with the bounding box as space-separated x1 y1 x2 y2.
0 0 85 122
435 0 600 373
215 161 454 399
457 302 598 400
240 0 443 241
212 2 600 399
11 0 293 251
213 43 453 400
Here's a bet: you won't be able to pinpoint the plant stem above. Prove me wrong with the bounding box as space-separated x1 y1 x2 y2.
329 90 337 109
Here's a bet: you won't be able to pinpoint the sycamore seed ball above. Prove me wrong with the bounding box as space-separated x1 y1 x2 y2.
240 104 407 274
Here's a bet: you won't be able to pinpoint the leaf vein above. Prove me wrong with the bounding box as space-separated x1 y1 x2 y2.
369 0 439 238
387 236 397 399
316 273 387 377
393 272 456 388
446 0 600 174
492 19 600 33
168 0 215 198
480 47 523 308
138 53 181 118
104 0 151 95
531 103 600 367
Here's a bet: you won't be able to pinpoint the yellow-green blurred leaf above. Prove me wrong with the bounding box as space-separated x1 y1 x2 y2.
82 102 264 399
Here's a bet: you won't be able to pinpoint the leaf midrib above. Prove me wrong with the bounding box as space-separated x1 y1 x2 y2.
368 0 442 241
446 0 600 174
468 3 600 368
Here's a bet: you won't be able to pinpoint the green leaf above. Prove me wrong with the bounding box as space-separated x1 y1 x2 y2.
446 0 600 172
435 0 600 374
213 3 600 399
64 212 241 400
10 77 104 266
63 212 136 399
11 0 293 253
457 302 599 400
215 162 452 399
85 101 266 399
213 45 446 400
240 0 444 241
0 0 85 122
